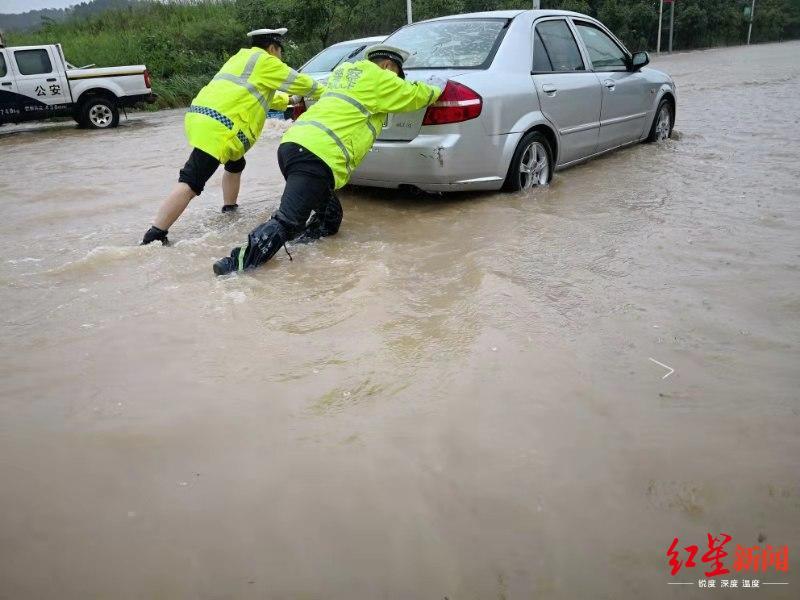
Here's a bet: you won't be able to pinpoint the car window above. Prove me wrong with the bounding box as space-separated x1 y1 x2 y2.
0 53 7 78
14 49 53 75
384 19 507 69
302 43 363 73
575 22 628 70
535 20 584 72
532 30 552 72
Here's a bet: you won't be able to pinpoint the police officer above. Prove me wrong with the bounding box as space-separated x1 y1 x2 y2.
141 28 324 246
212 45 442 275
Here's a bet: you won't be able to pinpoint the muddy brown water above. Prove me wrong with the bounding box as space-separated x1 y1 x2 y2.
1 42 799 599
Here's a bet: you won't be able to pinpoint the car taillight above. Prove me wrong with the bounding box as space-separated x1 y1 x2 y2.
143 69 152 89
422 80 482 126
292 98 307 120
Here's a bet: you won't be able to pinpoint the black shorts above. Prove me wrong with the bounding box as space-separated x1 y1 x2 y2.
178 148 246 195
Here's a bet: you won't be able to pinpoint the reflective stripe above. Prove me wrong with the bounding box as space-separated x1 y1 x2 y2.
214 72 243 86
237 246 246 272
323 91 376 140
265 90 276 110
214 73 270 114
309 80 320 97
188 105 234 129
366 119 378 141
188 106 251 151
278 68 299 93
236 131 252 151
294 120 353 175
213 51 269 114
241 52 261 79
323 91 370 116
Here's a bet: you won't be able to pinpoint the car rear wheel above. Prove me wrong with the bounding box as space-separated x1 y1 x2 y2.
504 131 553 192
647 99 673 143
82 97 119 129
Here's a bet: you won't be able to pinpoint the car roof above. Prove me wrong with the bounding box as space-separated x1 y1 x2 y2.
328 35 386 47
424 9 583 21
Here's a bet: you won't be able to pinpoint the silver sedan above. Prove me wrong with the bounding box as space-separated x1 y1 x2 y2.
350 9 677 192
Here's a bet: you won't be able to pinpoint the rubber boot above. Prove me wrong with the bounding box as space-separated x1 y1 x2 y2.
221 204 238 213
294 192 343 244
141 225 169 246
213 254 238 276
213 218 290 276
293 213 324 244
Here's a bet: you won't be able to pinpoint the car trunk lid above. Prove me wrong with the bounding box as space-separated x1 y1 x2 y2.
379 69 468 141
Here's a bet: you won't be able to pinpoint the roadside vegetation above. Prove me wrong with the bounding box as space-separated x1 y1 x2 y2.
5 0 800 109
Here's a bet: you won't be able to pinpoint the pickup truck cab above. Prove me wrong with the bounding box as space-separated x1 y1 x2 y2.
0 42 155 129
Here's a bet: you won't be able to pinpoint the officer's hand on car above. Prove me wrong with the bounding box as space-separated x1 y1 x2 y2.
425 75 448 90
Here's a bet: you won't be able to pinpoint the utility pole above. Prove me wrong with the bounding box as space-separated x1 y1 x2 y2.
747 0 756 44
407 0 412 24
668 0 675 53
657 0 664 53
533 0 541 8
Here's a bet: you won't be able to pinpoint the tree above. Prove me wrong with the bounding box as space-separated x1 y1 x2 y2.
752 0 791 41
543 0 592 13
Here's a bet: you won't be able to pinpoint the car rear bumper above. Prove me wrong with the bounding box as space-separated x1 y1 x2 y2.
350 128 514 193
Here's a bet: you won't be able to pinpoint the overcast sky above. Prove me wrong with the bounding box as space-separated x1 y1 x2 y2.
0 0 78 13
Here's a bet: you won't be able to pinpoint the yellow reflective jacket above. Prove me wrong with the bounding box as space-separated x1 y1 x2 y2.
282 60 442 189
186 47 324 164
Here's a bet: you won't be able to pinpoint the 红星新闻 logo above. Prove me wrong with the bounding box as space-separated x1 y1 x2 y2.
666 533 790 590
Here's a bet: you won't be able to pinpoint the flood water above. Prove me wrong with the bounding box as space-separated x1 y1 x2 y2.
1 42 799 599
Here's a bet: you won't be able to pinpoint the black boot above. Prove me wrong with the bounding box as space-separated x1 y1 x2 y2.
294 192 343 244
141 225 169 246
293 213 323 244
213 254 238 276
221 204 238 213
213 218 290 276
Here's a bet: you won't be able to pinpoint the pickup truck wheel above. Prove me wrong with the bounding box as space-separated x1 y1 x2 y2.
83 98 119 129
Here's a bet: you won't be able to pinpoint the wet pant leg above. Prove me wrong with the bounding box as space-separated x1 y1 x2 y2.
274 142 336 234
216 143 335 273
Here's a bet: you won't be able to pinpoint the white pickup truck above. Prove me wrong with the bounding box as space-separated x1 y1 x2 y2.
0 42 155 129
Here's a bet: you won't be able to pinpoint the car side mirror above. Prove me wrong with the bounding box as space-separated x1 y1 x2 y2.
631 51 649 70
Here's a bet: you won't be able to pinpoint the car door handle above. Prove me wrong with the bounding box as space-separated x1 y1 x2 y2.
542 84 557 95
603 79 616 90
46 78 57 82
1 82 11 86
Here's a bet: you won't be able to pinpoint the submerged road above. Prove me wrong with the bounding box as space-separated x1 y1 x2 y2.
1 41 799 598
